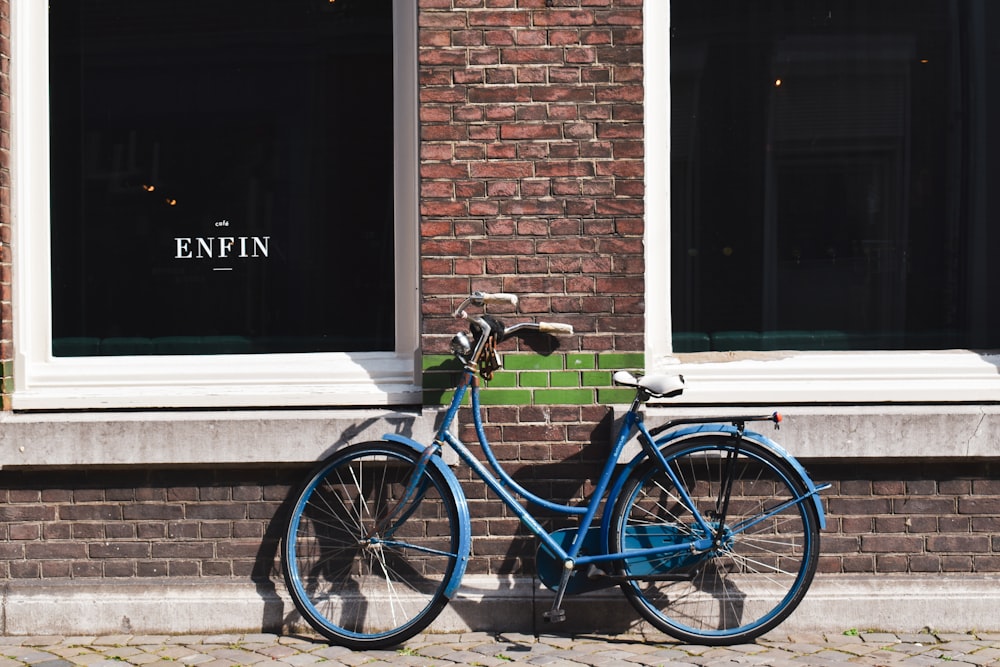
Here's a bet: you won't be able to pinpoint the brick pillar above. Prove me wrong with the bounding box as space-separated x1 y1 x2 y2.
418 0 646 356
417 0 646 574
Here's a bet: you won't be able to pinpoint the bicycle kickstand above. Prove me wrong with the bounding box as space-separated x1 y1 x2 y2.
542 562 573 624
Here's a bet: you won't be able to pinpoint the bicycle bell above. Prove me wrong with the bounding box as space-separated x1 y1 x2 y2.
450 331 472 358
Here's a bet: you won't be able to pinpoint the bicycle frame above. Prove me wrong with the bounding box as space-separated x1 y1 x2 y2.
387 367 827 582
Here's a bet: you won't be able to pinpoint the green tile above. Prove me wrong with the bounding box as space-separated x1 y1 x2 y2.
485 372 517 388
597 352 645 370
422 372 458 389
549 371 580 388
566 353 596 370
519 372 549 388
582 370 613 387
423 354 462 371
1 360 10 395
423 390 456 406
597 387 637 404
503 354 564 371
532 389 594 405
477 389 533 406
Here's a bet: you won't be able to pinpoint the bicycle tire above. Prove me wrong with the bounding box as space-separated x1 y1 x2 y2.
609 435 820 645
282 441 463 649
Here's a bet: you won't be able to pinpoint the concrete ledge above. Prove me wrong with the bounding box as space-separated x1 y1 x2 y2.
637 404 1000 460
4 403 998 468
0 408 445 468
2 575 997 636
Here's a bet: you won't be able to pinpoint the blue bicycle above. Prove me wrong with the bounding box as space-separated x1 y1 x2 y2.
282 292 828 649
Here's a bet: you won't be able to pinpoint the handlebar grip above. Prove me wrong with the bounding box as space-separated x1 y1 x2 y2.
480 292 519 307
539 322 574 335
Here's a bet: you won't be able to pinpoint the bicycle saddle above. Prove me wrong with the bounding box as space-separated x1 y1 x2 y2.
612 371 685 398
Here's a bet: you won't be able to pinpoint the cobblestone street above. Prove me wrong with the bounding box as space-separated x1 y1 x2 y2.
0 631 998 667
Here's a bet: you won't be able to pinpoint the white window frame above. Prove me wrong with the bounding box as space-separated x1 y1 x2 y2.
643 1 1000 404
11 0 421 410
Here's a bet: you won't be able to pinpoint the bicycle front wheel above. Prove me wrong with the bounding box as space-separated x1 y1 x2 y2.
610 435 820 644
282 441 464 649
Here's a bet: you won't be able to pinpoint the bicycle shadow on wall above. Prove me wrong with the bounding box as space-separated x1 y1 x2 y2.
489 422 640 636
252 414 423 635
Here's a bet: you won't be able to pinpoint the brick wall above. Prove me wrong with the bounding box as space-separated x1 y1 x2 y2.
417 0 646 577
418 0 646 356
0 467 304 581
815 461 1000 575
1 462 1000 582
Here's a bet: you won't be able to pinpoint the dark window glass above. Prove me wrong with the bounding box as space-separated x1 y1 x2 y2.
671 1 1000 352
49 0 395 356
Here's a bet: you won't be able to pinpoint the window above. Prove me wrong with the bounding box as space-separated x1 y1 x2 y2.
645 1 1000 402
12 0 420 408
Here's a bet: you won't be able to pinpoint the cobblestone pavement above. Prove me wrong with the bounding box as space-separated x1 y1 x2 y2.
0 631 998 667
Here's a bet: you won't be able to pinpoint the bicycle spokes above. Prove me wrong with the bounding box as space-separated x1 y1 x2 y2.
611 436 821 644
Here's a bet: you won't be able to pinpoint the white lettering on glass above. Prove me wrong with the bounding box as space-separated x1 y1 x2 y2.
173 236 270 259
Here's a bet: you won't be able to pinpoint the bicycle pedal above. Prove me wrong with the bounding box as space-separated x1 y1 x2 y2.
542 609 567 624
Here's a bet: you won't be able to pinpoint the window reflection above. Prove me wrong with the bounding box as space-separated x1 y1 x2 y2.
671 1 996 352
49 0 396 356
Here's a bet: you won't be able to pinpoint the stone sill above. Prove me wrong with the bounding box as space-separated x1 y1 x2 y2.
0 408 444 468
624 404 1000 460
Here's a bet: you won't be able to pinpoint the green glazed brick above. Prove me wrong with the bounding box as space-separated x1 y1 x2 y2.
477 389 533 406
423 389 455 406
582 370 613 387
597 352 645 370
597 387 637 404
503 354 564 371
566 353 596 370
550 371 580 388
532 388 594 405
422 354 460 371
485 372 517 388
519 372 549 388
422 372 458 390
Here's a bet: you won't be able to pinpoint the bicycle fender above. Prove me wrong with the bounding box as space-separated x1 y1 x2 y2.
381 433 472 599
606 425 827 531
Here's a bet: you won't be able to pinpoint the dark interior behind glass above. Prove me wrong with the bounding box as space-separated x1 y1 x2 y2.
671 1 1000 352
49 0 395 356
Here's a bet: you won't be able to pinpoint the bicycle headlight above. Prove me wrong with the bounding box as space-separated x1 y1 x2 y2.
450 332 472 357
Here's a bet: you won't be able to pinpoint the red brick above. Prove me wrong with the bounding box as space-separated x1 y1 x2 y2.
860 535 924 553
927 535 991 553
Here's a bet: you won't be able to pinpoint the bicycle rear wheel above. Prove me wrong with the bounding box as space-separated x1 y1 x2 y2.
609 435 820 645
282 441 463 649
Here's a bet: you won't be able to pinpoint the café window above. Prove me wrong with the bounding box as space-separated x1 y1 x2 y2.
669 1 1000 355
49 0 395 357
12 0 419 408
643 1 1000 402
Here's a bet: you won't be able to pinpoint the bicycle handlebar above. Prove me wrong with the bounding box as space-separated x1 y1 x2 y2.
539 322 574 335
452 292 573 335
452 291 519 319
504 321 575 337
